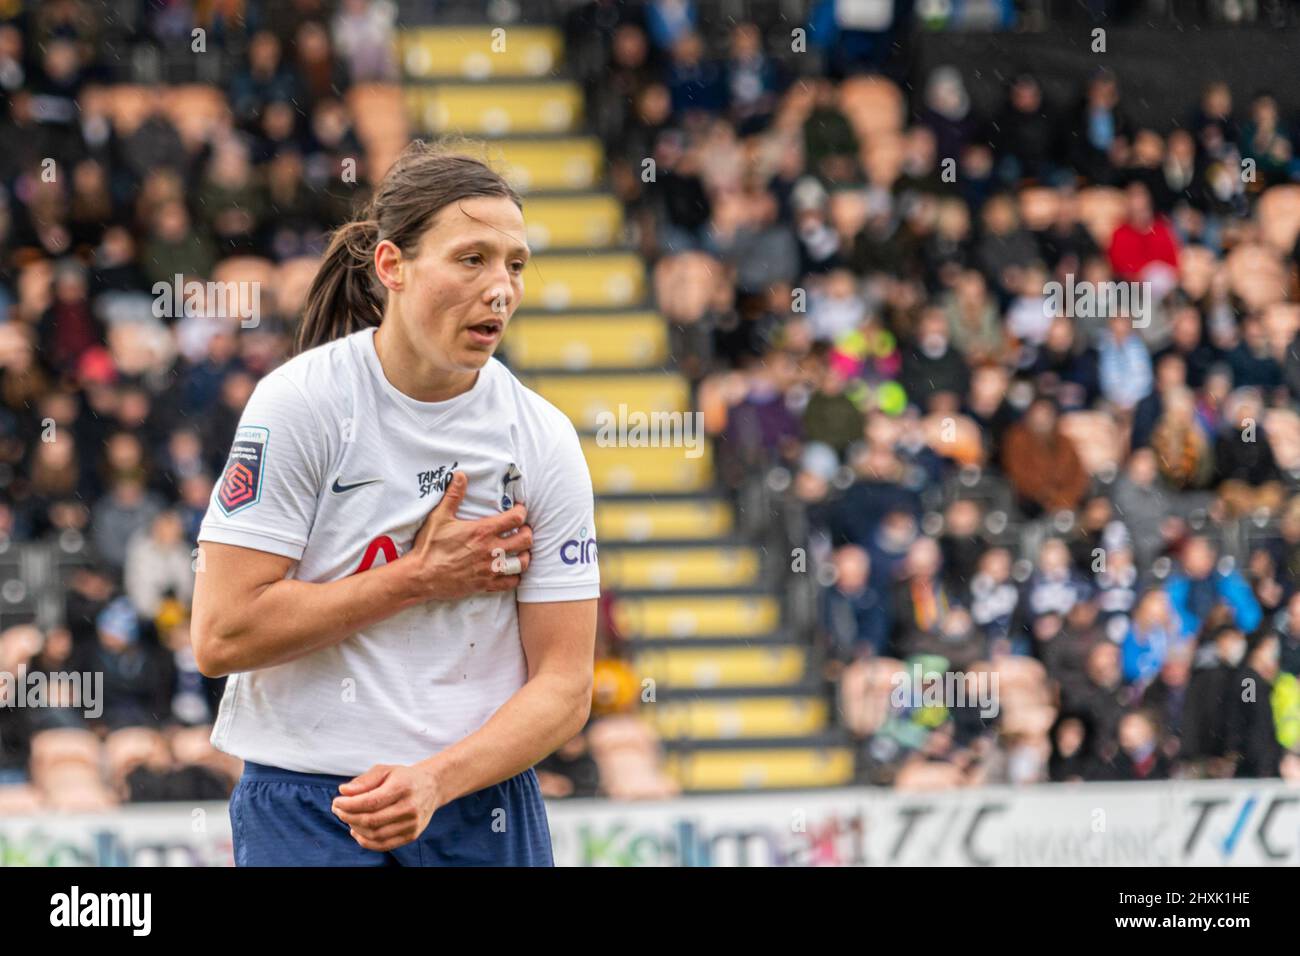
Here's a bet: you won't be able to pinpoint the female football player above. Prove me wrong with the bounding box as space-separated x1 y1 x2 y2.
192 141 599 866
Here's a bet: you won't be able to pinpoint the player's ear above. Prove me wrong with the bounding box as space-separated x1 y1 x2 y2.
375 239 404 292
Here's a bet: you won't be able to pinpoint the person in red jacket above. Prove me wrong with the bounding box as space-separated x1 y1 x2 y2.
1108 180 1180 282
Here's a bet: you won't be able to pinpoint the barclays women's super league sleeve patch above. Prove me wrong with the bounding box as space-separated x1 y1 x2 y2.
217 426 269 516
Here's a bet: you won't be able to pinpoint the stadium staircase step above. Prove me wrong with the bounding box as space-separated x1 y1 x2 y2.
398 23 834 793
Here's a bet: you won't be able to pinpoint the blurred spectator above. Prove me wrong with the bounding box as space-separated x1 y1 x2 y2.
1229 631 1285 778
822 544 888 660
1165 536 1262 640
1001 396 1089 516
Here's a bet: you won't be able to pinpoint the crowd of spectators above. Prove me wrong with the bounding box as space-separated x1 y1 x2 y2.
573 4 1300 786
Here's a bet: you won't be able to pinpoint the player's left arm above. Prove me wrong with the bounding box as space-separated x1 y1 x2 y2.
435 599 596 796
330 599 595 851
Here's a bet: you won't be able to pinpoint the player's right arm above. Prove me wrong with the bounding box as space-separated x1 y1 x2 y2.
190 371 531 678
191 473 531 678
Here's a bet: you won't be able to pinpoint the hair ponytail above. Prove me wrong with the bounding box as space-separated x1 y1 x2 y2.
296 217 383 354
293 140 521 356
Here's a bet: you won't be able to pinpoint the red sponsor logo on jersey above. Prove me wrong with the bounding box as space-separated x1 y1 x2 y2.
354 535 399 573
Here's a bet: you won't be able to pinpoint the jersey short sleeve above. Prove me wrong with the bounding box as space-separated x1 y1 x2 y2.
198 372 327 561
516 413 601 604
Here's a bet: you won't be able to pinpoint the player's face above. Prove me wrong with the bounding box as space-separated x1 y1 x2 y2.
404 195 528 372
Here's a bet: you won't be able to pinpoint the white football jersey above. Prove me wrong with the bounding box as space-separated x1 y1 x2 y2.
197 327 600 775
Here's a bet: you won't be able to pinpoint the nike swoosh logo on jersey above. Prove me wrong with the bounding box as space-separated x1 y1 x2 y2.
331 477 383 494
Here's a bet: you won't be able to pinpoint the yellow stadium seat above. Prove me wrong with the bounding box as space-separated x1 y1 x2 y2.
654 697 828 740
600 546 760 590
614 595 780 638
636 647 807 689
398 26 563 80
505 312 666 370
581 439 714 494
595 499 734 542
406 82 582 136
520 194 623 249
666 747 855 791
486 138 604 193
525 373 689 430
521 253 644 310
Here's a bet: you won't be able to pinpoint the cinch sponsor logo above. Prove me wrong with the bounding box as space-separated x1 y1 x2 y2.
560 527 598 566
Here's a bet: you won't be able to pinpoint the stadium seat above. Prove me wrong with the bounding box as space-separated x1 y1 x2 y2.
595 499 734 542
665 746 855 791
397 26 563 80
635 646 809 689
406 82 582 136
518 194 623 250
599 545 760 591
613 595 780 639
653 696 829 741
523 373 689 429
488 137 604 193
580 439 714 494
521 253 644 310
504 311 666 371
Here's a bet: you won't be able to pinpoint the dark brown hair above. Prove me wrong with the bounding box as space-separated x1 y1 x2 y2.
295 140 522 354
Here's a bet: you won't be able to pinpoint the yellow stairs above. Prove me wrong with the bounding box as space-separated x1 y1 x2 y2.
398 24 852 792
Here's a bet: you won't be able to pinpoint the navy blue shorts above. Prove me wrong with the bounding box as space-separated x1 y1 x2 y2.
229 761 554 867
